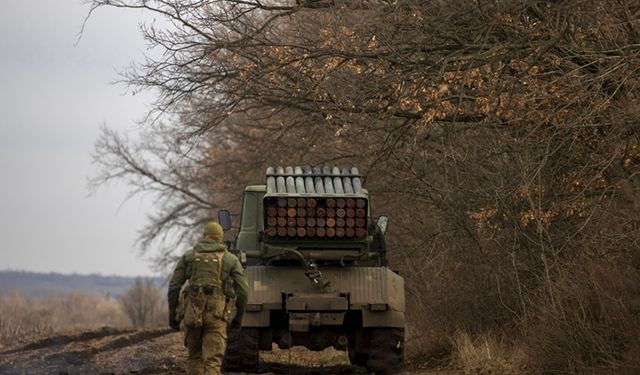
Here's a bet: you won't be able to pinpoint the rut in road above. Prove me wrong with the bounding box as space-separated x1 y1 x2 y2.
0 328 375 375
1 327 137 355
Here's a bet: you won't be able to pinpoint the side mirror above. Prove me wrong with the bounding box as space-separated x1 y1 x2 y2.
377 215 389 235
218 209 232 231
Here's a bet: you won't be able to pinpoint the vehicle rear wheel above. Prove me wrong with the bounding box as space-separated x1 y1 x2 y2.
223 327 259 371
366 328 404 374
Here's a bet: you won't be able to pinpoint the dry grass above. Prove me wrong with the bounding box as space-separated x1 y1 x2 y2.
0 278 167 349
522 260 640 375
452 331 527 375
261 344 350 367
402 252 640 375
0 291 130 347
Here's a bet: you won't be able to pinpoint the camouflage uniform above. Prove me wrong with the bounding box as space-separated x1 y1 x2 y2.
168 222 248 375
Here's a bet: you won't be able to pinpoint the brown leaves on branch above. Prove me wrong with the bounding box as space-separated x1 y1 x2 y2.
87 1 640 371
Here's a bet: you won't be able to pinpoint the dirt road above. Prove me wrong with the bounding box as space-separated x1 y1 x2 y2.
0 328 449 375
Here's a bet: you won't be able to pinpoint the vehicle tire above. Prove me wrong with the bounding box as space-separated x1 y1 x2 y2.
366 328 404 375
223 327 259 371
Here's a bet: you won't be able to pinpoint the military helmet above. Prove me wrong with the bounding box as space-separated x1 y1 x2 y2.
203 221 224 241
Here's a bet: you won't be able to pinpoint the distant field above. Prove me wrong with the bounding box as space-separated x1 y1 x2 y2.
0 270 165 297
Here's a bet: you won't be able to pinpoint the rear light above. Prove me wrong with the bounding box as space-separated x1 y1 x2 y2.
370 303 388 311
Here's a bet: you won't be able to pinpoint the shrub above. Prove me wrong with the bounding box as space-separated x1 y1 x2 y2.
452 331 526 375
119 278 166 328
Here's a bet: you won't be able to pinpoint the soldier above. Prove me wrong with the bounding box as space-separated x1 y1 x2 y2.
168 221 249 375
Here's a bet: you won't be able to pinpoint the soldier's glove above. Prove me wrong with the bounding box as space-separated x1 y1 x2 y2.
169 310 180 330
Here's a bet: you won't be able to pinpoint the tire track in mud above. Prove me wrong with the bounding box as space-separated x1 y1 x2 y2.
0 328 450 375
0 328 176 375
0 329 418 375
0 327 136 355
41 329 175 370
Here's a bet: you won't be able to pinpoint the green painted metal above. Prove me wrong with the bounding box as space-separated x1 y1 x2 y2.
232 166 405 335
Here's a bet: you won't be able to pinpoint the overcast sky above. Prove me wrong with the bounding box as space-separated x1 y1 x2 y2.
0 1 160 276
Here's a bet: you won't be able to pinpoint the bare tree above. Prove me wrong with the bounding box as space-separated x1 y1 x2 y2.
119 278 164 328
86 0 640 372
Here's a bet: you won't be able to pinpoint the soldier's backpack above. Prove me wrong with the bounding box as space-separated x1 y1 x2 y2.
182 250 227 328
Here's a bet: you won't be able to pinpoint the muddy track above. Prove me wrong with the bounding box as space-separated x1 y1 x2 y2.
0 328 369 375
0 328 179 375
0 328 443 375
0 327 136 355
